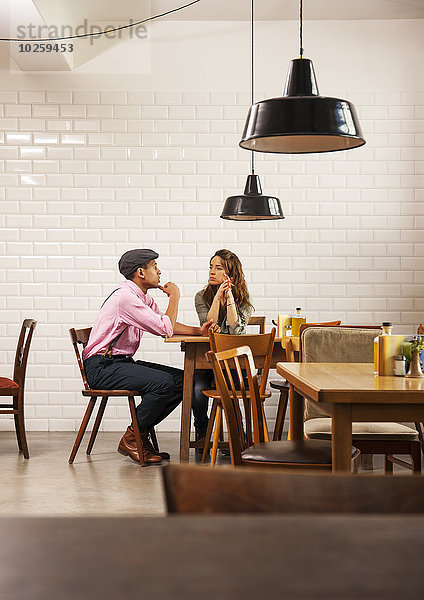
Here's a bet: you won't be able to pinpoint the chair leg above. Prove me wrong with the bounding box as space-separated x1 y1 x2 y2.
273 388 289 441
411 442 422 474
128 396 146 467
69 398 97 464
15 398 29 459
201 399 217 463
385 455 394 475
210 405 222 467
149 426 159 452
261 403 269 442
352 452 360 474
14 413 22 451
17 418 29 460
415 422 424 457
219 414 224 441
86 396 108 455
361 454 374 471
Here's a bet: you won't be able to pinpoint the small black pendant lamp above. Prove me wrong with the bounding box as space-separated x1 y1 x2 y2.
239 0 365 154
220 0 284 221
221 172 283 221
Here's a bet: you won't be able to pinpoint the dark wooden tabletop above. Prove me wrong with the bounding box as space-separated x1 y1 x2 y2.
0 515 422 600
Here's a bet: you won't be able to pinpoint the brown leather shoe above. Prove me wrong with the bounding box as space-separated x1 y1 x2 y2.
121 426 171 461
143 432 171 461
117 428 162 465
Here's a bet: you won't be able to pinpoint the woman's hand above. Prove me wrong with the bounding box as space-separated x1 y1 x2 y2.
226 287 235 305
216 276 233 303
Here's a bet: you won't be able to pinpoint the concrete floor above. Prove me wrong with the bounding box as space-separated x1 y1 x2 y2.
0 431 233 517
0 431 417 517
0 432 173 516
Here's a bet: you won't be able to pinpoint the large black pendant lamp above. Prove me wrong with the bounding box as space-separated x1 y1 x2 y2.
239 0 365 154
220 0 284 221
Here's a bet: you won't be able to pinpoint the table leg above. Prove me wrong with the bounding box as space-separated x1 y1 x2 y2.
332 404 352 473
288 385 304 441
179 343 196 463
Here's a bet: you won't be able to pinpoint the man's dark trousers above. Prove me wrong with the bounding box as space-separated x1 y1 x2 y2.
83 355 183 432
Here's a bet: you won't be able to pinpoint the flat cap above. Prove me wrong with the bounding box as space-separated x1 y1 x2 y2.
118 248 159 279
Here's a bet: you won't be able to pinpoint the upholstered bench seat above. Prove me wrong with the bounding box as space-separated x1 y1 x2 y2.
305 418 419 441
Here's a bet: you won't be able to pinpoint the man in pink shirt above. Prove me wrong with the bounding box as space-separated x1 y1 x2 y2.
83 248 216 465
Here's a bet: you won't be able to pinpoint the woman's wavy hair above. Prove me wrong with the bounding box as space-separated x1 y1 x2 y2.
202 249 253 319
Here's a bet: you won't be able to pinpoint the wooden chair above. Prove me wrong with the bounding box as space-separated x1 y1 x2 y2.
0 319 37 459
301 325 422 474
206 345 360 471
271 320 341 441
163 463 424 514
68 327 159 467
201 329 276 465
247 316 265 333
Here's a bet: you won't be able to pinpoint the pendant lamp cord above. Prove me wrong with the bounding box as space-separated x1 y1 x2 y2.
299 0 304 58
250 0 255 174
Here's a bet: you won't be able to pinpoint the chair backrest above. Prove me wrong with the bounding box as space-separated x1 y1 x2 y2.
208 329 276 396
162 463 424 514
247 316 265 334
69 327 92 390
207 345 264 464
13 319 37 387
301 325 382 419
301 325 382 363
298 321 341 359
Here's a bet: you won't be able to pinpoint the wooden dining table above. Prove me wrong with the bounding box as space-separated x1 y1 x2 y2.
276 362 424 473
165 335 285 462
1 514 423 599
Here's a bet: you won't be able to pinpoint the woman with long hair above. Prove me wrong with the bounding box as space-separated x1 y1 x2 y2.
192 249 253 452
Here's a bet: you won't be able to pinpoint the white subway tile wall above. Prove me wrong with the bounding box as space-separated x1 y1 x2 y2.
0 89 423 432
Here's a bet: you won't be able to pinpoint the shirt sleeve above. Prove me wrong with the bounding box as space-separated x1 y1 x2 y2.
194 291 210 326
226 303 253 335
118 293 173 338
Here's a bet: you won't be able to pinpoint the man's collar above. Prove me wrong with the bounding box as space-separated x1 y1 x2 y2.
121 279 147 298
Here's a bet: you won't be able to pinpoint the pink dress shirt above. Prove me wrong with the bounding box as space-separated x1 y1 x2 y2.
82 280 173 360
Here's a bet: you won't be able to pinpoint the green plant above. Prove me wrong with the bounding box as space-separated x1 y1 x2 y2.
410 336 424 353
400 341 412 362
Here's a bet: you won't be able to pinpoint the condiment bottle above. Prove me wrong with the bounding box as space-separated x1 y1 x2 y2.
291 307 306 337
393 355 406 377
373 322 393 375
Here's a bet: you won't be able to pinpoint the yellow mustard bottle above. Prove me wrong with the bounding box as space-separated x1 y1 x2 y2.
373 321 392 375
291 307 306 337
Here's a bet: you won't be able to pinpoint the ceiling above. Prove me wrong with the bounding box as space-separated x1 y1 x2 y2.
34 0 424 21
2 0 422 72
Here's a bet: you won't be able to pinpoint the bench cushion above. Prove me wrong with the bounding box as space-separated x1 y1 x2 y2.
305 418 419 440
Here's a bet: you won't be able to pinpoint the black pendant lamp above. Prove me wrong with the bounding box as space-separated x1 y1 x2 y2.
239 0 365 154
221 0 284 221
221 173 283 221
